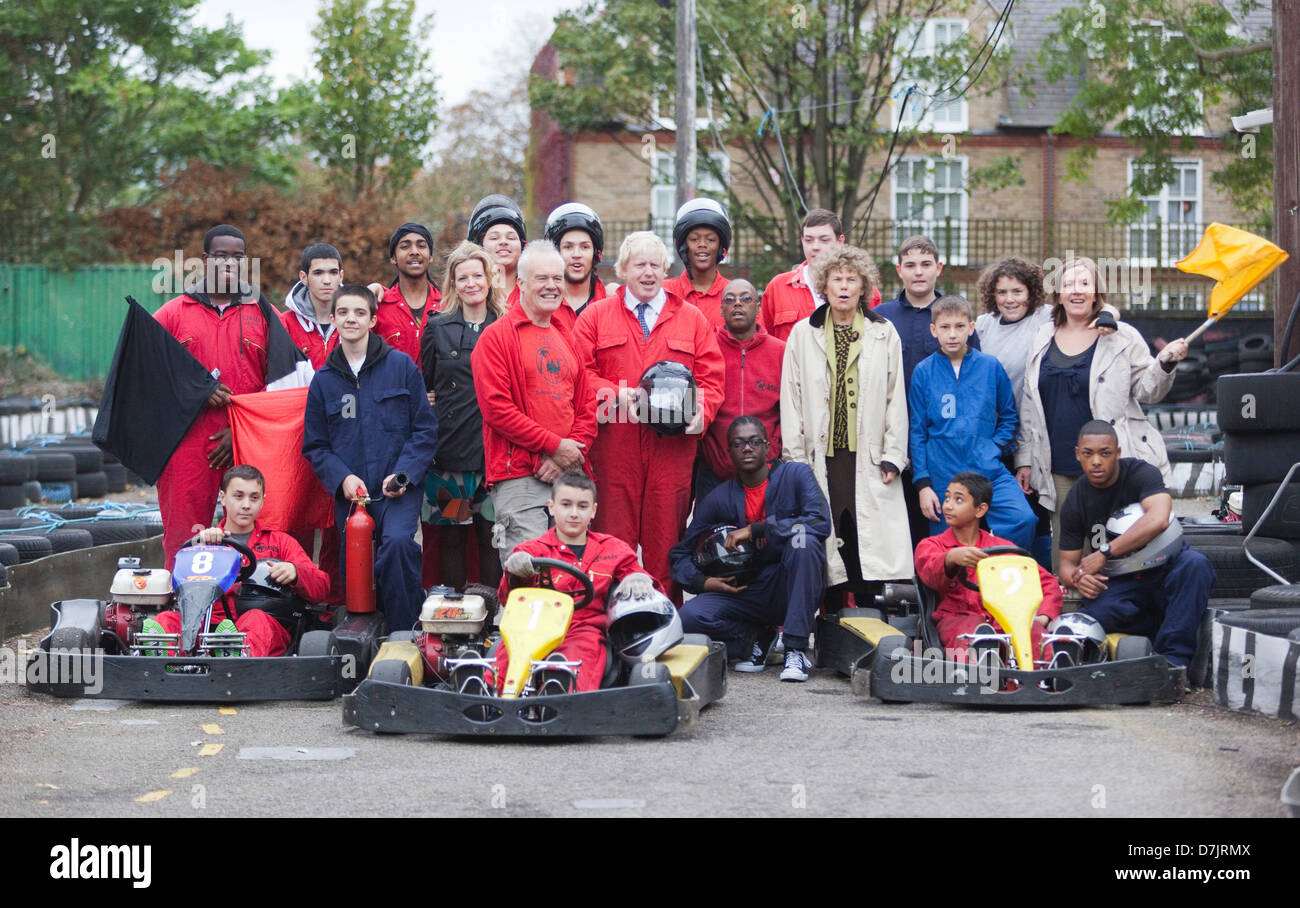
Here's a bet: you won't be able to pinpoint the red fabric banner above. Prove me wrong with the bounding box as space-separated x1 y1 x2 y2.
228 389 333 533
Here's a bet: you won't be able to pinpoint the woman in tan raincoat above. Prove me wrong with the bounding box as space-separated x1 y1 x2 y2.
781 245 912 606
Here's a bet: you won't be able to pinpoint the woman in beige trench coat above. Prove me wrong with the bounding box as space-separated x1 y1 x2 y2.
781 246 912 606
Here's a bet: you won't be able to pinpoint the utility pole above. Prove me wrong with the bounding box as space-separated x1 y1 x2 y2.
675 0 697 212
1275 0 1299 363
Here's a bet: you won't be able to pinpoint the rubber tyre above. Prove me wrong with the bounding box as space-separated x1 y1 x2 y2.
0 485 28 509
1186 534 1298 598
138 511 164 535
23 480 41 503
1242 483 1300 539
1223 433 1300 484
1166 443 1216 464
55 506 106 520
6 535 53 562
296 629 337 658
0 454 34 484
1217 608 1300 637
0 543 18 566
32 452 75 482
1249 584 1300 609
85 520 148 545
45 528 94 553
60 447 102 473
1114 635 1153 661
1217 372 1300 433
74 470 107 499
369 658 413 685
0 561 6 587
875 634 910 659
626 661 672 686
103 462 128 492
0 516 47 530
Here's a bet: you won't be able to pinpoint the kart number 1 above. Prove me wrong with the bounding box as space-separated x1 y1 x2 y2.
527 599 544 631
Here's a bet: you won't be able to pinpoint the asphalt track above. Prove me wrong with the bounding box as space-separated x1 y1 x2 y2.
1 637 1295 818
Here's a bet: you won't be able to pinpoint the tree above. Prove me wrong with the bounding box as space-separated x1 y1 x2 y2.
1039 0 1273 227
303 0 440 201
531 0 1011 264
0 0 299 262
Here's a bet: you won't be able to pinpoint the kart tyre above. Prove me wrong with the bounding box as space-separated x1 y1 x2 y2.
55 506 105 519
6 534 53 562
0 453 34 484
370 658 413 685
74 470 108 499
875 634 910 660
1186 534 1297 597
297 629 337 658
24 481 42 503
1217 608 1300 637
0 516 45 530
1248 584 1300 609
1114 635 1153 661
48 626 93 651
85 520 148 546
626 661 672 687
0 543 18 567
33 452 75 482
0 484 26 509
45 528 94 554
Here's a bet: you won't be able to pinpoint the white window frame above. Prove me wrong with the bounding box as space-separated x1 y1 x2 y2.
1126 158 1202 267
651 149 730 255
890 154 969 265
893 18 969 133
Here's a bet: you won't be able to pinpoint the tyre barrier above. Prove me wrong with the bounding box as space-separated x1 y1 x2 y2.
1212 608 1300 720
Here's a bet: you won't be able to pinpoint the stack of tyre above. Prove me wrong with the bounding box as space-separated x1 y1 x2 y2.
0 437 133 505
1185 370 1300 690
0 504 163 588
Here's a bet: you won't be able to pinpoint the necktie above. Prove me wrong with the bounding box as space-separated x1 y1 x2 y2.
636 302 651 340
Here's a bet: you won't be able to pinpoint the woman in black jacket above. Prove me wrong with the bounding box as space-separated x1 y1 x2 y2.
421 241 505 590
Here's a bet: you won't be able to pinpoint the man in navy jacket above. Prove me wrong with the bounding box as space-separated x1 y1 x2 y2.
671 416 831 682
303 284 439 632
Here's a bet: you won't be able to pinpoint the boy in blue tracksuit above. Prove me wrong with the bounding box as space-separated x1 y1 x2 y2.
908 295 1035 548
303 284 439 632
670 416 831 682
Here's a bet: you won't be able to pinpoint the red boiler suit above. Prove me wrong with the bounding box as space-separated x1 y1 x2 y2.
493 529 658 692
154 293 270 569
571 288 725 599
914 528 1063 661
375 283 441 367
760 263 882 342
155 522 332 657
279 308 338 370
664 272 728 330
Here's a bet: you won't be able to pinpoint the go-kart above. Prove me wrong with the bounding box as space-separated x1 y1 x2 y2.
343 558 727 736
25 538 384 701
815 546 1186 706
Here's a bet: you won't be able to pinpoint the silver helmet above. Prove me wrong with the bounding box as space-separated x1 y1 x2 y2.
607 588 683 664
1047 612 1108 664
1103 503 1184 577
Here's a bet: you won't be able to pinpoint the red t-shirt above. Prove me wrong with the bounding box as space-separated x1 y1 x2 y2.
519 321 579 440
744 479 768 525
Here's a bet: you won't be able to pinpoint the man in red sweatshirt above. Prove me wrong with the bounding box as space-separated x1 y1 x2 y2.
472 241 598 564
696 278 785 505
145 465 331 657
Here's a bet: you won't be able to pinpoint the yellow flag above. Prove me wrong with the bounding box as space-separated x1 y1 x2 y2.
1176 223 1288 319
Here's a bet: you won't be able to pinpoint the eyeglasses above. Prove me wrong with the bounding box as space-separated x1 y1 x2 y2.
729 437 769 451
722 295 758 304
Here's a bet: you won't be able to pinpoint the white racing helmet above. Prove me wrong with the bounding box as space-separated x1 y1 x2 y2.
1047 612 1108 664
1102 503 1184 577
607 587 683 664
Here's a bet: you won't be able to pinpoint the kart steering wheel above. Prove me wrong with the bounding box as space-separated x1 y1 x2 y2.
509 556 595 611
217 536 259 583
958 545 1033 591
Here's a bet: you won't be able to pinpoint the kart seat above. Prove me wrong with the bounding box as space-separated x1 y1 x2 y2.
913 576 944 652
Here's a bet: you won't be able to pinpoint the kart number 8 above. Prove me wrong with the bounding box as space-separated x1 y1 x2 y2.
192 552 213 574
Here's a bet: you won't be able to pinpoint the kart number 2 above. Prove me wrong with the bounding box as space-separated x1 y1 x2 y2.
1000 567 1022 596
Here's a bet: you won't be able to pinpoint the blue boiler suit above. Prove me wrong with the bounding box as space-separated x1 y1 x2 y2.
908 347 1036 548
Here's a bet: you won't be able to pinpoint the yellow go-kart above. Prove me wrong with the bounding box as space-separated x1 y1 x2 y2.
817 546 1186 706
343 558 726 736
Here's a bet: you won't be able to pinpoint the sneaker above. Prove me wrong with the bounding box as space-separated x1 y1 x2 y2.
735 628 778 673
780 649 812 682
139 618 165 656
212 618 240 657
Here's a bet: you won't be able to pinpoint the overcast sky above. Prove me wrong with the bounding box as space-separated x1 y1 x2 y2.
194 0 586 105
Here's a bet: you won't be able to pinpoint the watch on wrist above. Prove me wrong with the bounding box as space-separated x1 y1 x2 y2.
1098 542 1111 557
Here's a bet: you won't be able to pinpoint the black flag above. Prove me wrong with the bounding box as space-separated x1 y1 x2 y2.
92 297 219 484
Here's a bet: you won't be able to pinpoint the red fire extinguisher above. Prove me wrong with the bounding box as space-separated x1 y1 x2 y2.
345 498 376 614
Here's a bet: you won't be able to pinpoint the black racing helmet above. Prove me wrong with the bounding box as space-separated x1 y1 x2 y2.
692 524 760 583
545 202 604 263
638 360 697 436
467 194 526 246
672 197 731 272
